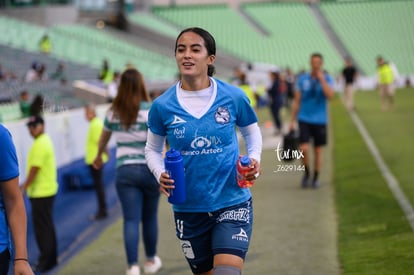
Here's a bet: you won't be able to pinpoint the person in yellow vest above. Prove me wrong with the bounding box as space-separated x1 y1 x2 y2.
376 56 395 111
99 59 114 85
238 73 257 109
22 115 58 273
39 35 52 54
85 105 109 220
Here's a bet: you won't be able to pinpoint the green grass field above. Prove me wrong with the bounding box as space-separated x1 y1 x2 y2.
353 88 414 207
331 88 414 274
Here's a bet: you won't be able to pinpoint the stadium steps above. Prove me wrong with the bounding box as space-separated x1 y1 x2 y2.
128 11 179 38
242 2 343 73
307 3 359 73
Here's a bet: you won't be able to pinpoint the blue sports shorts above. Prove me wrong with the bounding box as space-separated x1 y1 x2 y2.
174 198 253 274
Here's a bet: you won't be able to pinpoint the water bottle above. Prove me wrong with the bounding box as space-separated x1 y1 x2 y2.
237 155 255 188
164 148 186 204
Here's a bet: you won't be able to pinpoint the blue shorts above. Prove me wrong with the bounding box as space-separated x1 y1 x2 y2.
174 198 253 274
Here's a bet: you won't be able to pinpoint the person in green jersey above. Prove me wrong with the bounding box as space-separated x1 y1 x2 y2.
94 68 162 275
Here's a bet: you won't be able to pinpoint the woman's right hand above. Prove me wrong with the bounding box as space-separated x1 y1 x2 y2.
92 155 103 170
159 172 175 197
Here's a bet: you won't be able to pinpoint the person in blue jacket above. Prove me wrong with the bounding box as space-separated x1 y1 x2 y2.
145 27 262 275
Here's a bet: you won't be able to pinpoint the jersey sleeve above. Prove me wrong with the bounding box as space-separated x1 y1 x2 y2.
0 126 19 181
235 88 258 127
147 101 166 136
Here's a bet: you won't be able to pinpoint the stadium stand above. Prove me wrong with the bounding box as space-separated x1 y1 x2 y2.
153 3 343 74
0 43 99 121
128 11 180 38
321 0 414 75
0 15 178 82
243 2 343 74
50 24 178 80
153 5 264 60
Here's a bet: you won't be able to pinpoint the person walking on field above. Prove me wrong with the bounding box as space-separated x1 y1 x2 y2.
94 68 162 275
376 56 395 111
0 124 33 275
145 27 262 275
289 53 334 188
267 71 284 135
342 57 358 111
22 116 58 273
85 104 109 220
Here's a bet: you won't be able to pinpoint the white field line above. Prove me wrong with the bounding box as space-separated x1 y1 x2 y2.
349 111 414 232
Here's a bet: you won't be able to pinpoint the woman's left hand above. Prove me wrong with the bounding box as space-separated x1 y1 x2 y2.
245 158 261 182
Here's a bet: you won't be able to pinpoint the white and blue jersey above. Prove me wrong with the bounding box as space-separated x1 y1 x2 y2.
0 124 19 253
296 73 334 125
148 78 258 213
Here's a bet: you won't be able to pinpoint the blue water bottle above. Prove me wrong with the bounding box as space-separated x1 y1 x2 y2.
164 148 186 204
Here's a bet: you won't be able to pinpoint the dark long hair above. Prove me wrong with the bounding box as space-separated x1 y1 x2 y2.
112 68 151 129
175 27 216 77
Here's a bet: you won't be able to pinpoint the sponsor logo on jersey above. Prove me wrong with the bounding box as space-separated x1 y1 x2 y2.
173 127 186 139
181 130 223 156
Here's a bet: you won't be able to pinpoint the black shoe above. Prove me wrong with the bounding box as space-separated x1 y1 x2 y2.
312 180 320 189
301 175 309 188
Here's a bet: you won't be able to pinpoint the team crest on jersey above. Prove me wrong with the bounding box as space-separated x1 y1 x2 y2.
215 106 230 124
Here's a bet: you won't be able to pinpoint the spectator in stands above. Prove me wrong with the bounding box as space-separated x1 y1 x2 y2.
376 56 395 111
85 105 108 221
25 62 40 83
37 64 48 82
0 124 34 275
93 68 162 275
268 71 284 135
285 67 295 109
0 64 17 82
19 90 31 118
342 57 358 111
98 59 114 85
22 115 58 273
38 35 52 54
107 71 120 102
51 62 66 82
238 73 257 109
289 53 334 188
29 94 44 117
145 27 262 275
